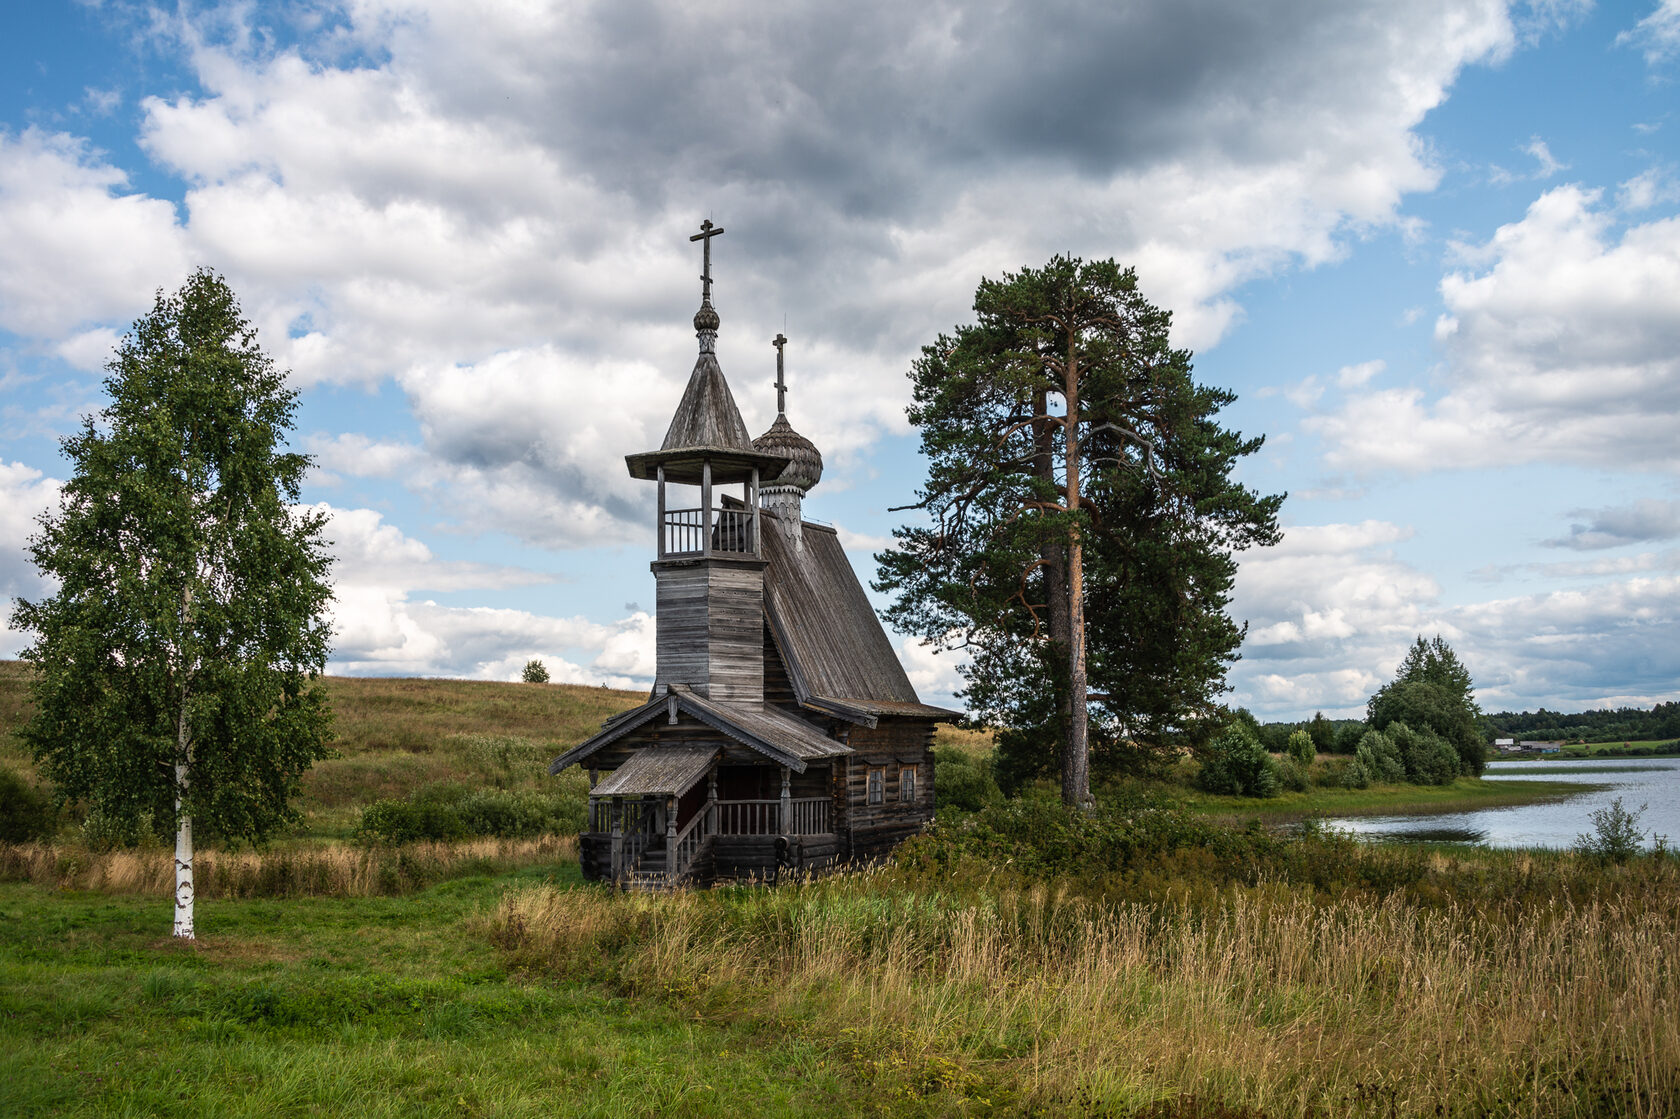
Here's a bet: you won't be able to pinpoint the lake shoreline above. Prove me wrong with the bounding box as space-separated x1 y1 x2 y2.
1184 775 1598 825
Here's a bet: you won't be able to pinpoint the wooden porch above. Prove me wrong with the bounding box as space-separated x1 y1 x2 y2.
582 758 837 888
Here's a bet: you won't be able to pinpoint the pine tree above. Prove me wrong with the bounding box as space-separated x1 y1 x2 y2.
877 257 1281 804
12 269 335 939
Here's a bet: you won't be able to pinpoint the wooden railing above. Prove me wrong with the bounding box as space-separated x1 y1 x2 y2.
663 508 706 555
670 801 714 882
661 506 756 556
715 799 780 835
788 797 830 835
713 798 830 836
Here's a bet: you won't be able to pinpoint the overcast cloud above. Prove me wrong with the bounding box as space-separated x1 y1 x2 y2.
3 0 1677 719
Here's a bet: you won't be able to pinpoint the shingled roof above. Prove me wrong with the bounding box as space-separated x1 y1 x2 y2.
626 350 787 484
762 508 959 723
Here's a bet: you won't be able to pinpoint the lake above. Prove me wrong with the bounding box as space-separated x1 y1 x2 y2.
1323 757 1680 850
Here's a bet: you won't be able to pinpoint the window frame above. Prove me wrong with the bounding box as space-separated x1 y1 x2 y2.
866 766 885 806
899 764 918 803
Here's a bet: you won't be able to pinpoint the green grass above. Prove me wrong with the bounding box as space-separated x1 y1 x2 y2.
0 869 869 1118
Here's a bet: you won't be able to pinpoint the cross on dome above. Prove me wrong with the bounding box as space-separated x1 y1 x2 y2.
773 332 788 415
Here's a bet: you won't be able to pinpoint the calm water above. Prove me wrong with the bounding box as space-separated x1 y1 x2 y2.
1322 757 1680 850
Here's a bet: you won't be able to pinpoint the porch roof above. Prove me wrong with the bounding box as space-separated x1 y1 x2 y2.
550 684 852 776
591 744 718 797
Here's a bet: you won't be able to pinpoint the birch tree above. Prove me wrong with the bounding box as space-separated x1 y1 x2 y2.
877 257 1280 806
13 269 334 939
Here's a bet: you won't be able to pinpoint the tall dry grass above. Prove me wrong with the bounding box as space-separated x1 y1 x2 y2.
0 835 574 898
485 873 1679 1117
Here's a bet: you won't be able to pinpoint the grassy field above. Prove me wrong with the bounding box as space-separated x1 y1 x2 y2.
6 662 1679 1115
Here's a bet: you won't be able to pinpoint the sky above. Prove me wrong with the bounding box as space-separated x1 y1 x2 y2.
2 0 1678 723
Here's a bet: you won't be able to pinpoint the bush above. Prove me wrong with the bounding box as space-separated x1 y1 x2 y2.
521 659 550 684
1388 722 1459 786
1286 729 1315 767
1340 757 1372 789
932 746 1002 813
1277 757 1310 793
1355 730 1406 784
1333 721 1367 754
0 766 55 842
1195 730 1280 798
357 781 585 844
1574 797 1651 863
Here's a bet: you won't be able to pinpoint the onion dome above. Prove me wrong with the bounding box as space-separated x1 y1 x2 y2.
753 413 823 492
692 300 720 334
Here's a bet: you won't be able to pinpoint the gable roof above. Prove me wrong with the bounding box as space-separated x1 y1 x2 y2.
762 509 959 722
591 744 718 796
550 685 852 776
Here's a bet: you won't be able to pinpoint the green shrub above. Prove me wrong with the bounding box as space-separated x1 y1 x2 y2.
356 780 586 844
1195 730 1279 798
1355 730 1406 784
1286 729 1315 767
0 766 55 842
932 745 1002 813
1388 722 1459 786
1340 757 1372 789
1574 797 1651 863
1277 758 1309 793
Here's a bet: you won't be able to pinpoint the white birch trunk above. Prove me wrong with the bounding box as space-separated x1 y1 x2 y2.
173 762 194 939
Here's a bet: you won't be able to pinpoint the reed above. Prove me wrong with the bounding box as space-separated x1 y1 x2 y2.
0 835 573 898
485 872 1680 1117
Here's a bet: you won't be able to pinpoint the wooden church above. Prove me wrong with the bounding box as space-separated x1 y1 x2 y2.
550 221 957 889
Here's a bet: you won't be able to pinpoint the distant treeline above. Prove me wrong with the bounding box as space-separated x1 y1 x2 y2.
1483 702 1680 744
1257 702 1680 751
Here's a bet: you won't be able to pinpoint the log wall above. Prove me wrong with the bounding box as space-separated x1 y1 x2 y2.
842 717 937 861
653 556 766 703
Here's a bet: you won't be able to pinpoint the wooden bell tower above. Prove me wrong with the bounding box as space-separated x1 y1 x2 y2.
624 221 789 703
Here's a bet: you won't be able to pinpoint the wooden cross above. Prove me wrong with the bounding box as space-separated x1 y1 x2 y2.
689 219 724 304
772 332 788 414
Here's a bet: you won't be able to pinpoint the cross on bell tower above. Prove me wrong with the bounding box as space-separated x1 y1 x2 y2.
772 332 788 415
690 219 724 305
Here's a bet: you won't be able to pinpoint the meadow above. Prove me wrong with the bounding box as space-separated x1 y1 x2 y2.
4 663 1677 1117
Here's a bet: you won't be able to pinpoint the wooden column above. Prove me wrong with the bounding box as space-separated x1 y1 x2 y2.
610 797 623 881
707 766 718 835
700 460 712 557
750 467 761 555
656 465 666 556
666 795 677 868
780 766 792 834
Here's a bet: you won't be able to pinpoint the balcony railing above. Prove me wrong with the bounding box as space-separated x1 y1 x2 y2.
662 507 756 557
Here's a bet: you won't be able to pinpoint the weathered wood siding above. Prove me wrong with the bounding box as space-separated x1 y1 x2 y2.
842 717 936 861
654 556 766 703
713 834 841 881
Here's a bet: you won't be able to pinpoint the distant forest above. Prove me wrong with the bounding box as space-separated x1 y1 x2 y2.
1482 702 1680 744
1257 701 1680 750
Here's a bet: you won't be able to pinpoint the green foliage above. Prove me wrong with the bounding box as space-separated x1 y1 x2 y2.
1487 700 1680 745
1340 757 1372 789
876 255 1283 795
931 745 1003 812
1386 722 1460 786
1306 712 1335 754
1574 797 1654 863
1355 729 1407 784
1367 636 1485 776
355 780 586 844
521 659 550 684
1194 730 1279 798
77 806 159 851
11 270 334 847
1286 729 1315 767
1334 721 1367 754
1276 757 1309 793
0 765 55 842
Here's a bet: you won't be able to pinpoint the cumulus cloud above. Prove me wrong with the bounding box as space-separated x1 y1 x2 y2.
1310 186 1680 474
1542 499 1680 550
1618 0 1680 66
0 462 63 658
0 0 1528 552
1229 515 1680 719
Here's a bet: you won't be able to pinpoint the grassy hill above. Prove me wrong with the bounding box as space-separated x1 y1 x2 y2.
0 661 648 839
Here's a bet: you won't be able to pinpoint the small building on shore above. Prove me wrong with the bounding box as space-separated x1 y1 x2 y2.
549 222 957 889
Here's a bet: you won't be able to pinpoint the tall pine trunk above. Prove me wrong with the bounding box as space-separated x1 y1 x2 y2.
1061 342 1092 808
1034 391 1074 782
